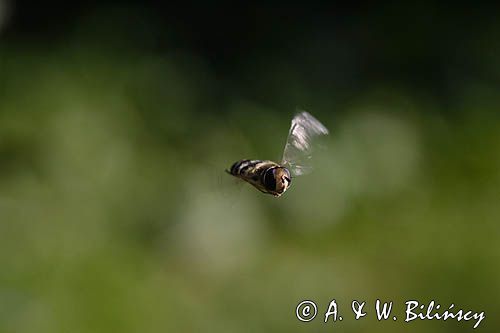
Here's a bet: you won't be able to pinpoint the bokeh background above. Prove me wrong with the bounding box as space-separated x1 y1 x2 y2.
1 1 499 332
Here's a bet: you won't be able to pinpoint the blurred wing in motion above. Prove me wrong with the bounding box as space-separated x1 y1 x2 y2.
281 110 329 176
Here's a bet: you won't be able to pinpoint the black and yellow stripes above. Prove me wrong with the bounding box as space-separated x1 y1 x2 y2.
229 159 264 176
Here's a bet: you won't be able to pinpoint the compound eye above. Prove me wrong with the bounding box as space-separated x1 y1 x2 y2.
263 168 277 190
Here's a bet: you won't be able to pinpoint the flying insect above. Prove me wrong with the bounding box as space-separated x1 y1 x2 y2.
226 110 329 197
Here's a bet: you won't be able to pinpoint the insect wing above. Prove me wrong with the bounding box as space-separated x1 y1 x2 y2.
281 111 329 176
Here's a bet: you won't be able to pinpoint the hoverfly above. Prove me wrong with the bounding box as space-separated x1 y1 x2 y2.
226 110 329 197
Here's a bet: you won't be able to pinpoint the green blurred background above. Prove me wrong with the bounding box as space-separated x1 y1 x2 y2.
1 1 499 332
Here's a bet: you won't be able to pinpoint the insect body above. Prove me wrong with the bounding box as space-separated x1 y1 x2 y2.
227 159 291 197
226 111 329 197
